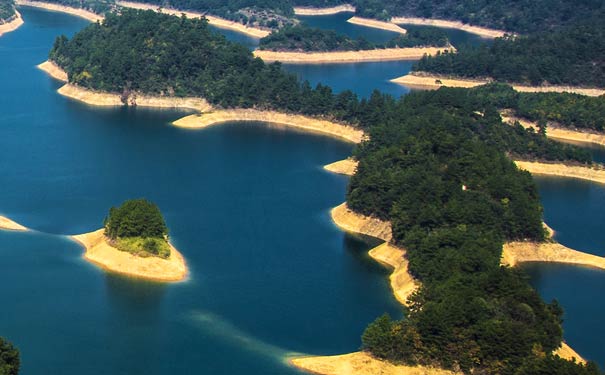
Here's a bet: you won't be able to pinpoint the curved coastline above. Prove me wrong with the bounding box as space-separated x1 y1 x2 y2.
116 1 270 38
346 16 407 34
293 4 355 16
391 16 506 38
172 110 365 143
71 229 188 282
391 73 605 97
514 160 605 184
0 10 24 37
16 0 103 22
253 46 454 64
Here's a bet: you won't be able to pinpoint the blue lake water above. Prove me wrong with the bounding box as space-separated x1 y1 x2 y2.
0 5 603 373
1 8 402 374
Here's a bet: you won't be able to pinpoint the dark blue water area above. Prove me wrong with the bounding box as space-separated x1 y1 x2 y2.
283 61 413 98
1 7 403 375
296 12 399 44
523 263 605 367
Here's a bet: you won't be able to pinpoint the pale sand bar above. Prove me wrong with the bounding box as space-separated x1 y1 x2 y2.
391 73 605 97
391 16 506 38
173 109 365 143
502 240 605 271
72 229 188 282
38 60 68 81
293 4 355 16
347 16 407 34
0 11 24 37
515 160 605 184
254 46 454 64
0 216 28 231
116 1 270 38
16 0 103 22
502 114 605 147
323 158 357 175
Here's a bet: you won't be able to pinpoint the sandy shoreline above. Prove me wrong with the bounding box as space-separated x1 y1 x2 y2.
0 216 28 231
173 109 365 143
502 240 605 271
515 160 605 184
346 16 407 34
71 229 188 282
391 16 506 38
0 10 24 37
502 114 605 147
16 0 103 22
116 1 270 38
391 73 605 97
323 158 357 175
293 4 355 16
253 46 454 64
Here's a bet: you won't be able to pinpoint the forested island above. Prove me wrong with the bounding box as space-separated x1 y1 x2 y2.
44 8 605 373
413 19 605 88
258 24 448 51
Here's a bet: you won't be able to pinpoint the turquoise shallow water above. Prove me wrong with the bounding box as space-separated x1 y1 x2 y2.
1 6 604 373
1 8 403 374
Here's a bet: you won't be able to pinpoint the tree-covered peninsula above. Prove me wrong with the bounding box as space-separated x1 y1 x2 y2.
258 24 448 51
413 19 605 88
46 10 601 373
104 199 170 258
0 0 15 21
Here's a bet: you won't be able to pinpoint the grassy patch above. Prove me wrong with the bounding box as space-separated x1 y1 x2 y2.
112 237 171 259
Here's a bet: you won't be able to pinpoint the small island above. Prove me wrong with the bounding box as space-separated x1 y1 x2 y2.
71 199 187 282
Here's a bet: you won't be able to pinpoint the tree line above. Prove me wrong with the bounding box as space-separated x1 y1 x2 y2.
0 0 15 21
259 24 449 51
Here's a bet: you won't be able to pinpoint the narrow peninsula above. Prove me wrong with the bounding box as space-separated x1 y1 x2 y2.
0 0 23 37
71 199 187 282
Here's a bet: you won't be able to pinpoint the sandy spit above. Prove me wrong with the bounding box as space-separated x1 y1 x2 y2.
514 160 605 184
391 16 506 38
37 60 68 81
290 352 460 375
172 109 365 143
16 0 103 22
323 158 357 175
116 1 270 38
346 16 407 34
502 114 605 147
391 73 605 97
0 216 28 231
254 46 454 64
555 343 586 364
502 240 605 271
71 229 188 282
0 10 24 37
293 4 355 15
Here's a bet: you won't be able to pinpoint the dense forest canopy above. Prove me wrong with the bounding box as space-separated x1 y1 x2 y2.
0 338 20 375
0 0 15 21
350 87 599 374
414 19 605 87
259 24 448 51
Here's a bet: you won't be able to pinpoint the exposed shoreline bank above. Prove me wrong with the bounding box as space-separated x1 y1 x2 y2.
0 10 24 37
0 216 28 231
293 4 355 16
38 60 212 111
172 109 365 143
346 16 407 34
16 0 103 22
71 229 188 282
392 16 506 38
502 114 605 147
391 73 605 97
323 158 357 175
116 1 270 38
515 160 605 184
253 46 454 64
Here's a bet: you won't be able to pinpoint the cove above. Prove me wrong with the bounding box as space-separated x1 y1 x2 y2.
0 7 401 374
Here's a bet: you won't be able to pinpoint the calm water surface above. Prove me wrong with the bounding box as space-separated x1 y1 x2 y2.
1 8 402 375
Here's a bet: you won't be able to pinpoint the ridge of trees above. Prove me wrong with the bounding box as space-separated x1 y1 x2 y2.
0 338 20 375
0 0 16 21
